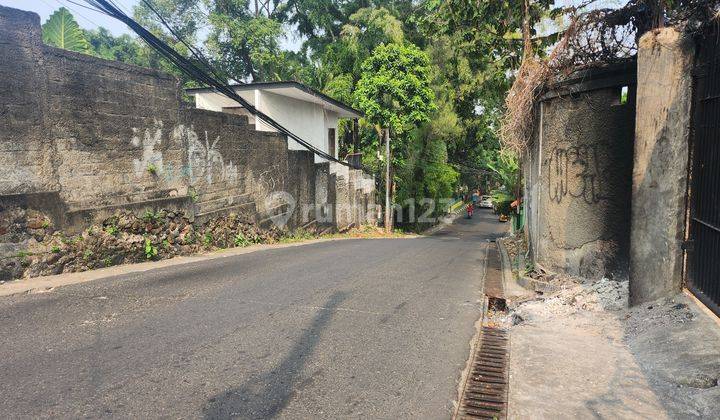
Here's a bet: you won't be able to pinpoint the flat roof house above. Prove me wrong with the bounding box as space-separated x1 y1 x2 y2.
186 81 362 163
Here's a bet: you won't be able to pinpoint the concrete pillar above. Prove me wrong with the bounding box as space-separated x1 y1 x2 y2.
629 28 695 305
0 6 54 194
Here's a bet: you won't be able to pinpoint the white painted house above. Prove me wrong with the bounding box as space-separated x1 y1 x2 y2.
186 82 362 163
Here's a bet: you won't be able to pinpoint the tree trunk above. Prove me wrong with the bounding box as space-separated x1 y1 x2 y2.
353 118 359 153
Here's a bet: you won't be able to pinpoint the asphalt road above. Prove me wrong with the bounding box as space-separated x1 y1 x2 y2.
0 210 506 419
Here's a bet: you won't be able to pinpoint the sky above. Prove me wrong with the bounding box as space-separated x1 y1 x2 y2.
1 0 140 35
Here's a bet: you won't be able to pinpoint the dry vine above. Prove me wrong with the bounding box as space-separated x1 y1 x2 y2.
500 0 720 154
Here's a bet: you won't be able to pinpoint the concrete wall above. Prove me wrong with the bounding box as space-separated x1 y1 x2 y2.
523 105 542 262
629 28 695 304
524 63 636 279
0 7 55 194
0 6 374 242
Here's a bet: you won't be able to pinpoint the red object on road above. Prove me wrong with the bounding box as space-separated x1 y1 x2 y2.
466 203 474 218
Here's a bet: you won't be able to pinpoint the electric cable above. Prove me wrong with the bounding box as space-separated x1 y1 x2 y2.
84 0 354 167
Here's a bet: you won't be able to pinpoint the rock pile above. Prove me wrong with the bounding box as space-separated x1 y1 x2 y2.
1 209 290 281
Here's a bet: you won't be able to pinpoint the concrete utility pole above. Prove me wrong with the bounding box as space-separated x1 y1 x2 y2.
384 128 392 233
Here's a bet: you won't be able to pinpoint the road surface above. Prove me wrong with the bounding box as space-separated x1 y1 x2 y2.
0 210 506 419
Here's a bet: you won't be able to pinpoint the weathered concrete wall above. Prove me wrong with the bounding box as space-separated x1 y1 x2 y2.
0 6 375 242
44 48 185 208
0 8 55 194
629 28 694 304
526 63 636 279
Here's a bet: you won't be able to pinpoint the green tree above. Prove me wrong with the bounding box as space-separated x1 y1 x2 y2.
84 28 148 67
207 10 298 82
486 148 521 197
356 42 435 141
415 0 555 191
356 42 436 229
396 125 459 230
41 8 91 53
133 0 206 82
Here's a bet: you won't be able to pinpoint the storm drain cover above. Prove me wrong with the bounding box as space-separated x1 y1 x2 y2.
456 327 509 419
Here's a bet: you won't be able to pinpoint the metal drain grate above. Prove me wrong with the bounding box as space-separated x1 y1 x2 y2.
457 327 509 419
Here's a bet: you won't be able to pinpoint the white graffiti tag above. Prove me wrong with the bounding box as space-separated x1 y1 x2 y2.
172 124 239 186
131 119 164 178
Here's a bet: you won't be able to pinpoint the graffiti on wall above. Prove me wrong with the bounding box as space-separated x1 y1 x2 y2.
546 144 606 204
130 121 240 187
131 119 164 178
172 125 239 186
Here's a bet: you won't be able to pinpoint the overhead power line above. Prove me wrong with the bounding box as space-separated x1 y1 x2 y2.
83 0 353 167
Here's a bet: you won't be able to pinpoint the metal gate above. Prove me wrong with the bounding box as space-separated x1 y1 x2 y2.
688 23 720 316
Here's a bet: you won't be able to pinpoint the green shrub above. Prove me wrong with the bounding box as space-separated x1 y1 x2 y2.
203 233 213 247
494 199 514 216
188 188 199 203
16 250 29 259
142 210 158 223
491 191 514 216
144 238 158 260
234 232 250 247
183 232 195 245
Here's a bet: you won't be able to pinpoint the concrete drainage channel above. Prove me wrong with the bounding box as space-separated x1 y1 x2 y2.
455 240 510 420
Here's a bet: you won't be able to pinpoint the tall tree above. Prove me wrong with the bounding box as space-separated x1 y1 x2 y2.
416 0 553 189
133 0 206 81
206 1 301 82
356 42 436 229
84 27 148 67
356 42 435 146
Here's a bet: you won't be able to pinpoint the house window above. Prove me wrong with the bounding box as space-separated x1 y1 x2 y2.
328 128 336 158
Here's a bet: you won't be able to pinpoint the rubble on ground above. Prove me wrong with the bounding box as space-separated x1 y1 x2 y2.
497 236 720 418
624 296 698 339
500 276 628 325
502 233 527 272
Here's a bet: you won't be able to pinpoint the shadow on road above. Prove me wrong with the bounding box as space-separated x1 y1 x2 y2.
202 291 347 419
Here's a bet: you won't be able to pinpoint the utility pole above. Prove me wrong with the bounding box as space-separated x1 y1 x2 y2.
384 128 392 233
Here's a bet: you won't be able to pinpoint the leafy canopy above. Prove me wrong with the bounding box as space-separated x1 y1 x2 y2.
355 42 436 137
